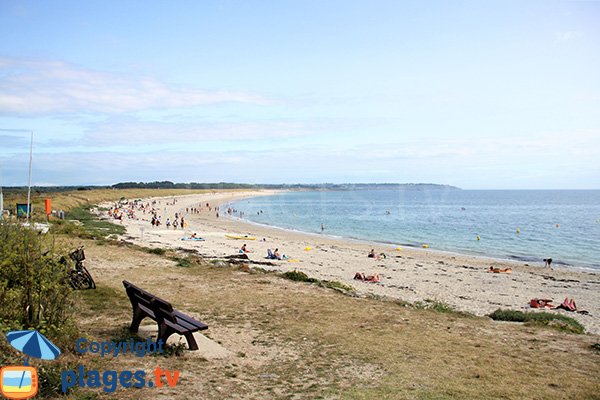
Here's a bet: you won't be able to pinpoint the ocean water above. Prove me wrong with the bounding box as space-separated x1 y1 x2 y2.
229 189 600 270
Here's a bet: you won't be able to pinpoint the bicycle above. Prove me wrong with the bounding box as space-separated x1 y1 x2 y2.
64 246 96 290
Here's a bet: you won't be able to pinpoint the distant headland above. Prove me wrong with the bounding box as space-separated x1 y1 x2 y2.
4 182 461 192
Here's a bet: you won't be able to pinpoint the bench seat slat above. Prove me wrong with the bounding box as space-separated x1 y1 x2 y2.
173 310 208 330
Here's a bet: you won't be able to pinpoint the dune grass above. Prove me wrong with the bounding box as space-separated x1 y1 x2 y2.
489 308 585 334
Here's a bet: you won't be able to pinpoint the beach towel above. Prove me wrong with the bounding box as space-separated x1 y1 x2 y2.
181 237 205 241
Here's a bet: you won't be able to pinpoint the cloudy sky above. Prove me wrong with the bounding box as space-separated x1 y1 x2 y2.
1 0 599 188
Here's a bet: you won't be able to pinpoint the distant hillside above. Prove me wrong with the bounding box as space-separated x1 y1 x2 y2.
3 182 460 192
111 181 460 191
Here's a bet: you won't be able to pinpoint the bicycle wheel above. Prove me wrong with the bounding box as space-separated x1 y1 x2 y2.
69 270 87 290
80 267 96 290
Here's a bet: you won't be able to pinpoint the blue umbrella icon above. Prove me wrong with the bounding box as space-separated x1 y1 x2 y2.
6 330 61 363
5 330 61 391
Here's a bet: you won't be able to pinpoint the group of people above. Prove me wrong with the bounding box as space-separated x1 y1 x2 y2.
530 297 581 313
237 243 288 260
165 214 186 229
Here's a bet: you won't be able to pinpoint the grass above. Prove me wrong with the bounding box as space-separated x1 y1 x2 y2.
145 247 167 255
75 285 129 316
69 242 600 400
281 269 318 283
281 269 355 293
50 206 126 239
489 309 585 334
2 187 240 225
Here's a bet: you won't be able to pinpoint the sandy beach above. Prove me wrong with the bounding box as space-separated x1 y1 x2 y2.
99 191 600 335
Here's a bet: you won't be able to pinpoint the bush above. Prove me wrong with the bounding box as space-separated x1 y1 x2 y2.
146 247 167 255
0 223 78 346
489 309 585 334
318 280 354 292
282 270 318 283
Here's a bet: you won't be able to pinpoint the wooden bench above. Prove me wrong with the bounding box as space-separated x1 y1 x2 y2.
122 280 208 350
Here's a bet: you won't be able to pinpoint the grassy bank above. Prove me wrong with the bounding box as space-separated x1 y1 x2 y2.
67 239 599 399
1 187 247 220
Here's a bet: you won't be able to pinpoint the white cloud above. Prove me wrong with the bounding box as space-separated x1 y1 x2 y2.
79 117 315 145
0 58 269 115
555 31 583 43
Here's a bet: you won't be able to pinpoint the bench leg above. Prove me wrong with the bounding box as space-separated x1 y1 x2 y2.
184 332 199 351
157 323 172 346
157 324 199 351
129 307 145 333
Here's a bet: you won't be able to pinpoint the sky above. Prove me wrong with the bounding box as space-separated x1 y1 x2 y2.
0 0 599 189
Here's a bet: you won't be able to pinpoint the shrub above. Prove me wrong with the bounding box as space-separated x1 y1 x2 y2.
318 280 354 292
0 223 78 346
282 270 318 283
146 247 167 255
489 309 585 334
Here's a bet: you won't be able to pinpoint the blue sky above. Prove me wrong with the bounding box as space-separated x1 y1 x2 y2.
0 0 599 188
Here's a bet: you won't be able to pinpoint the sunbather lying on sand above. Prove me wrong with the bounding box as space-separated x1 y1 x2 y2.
555 297 577 311
368 249 387 260
354 272 381 283
530 298 554 308
488 266 512 273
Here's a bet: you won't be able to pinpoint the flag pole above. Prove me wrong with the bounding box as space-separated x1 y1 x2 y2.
26 131 33 222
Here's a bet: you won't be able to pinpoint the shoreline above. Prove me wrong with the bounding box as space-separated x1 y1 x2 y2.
100 191 600 335
226 214 600 274
226 190 600 271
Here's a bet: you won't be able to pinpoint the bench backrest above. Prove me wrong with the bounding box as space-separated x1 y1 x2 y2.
123 280 176 323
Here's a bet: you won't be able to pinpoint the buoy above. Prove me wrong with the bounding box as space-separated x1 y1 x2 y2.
476 235 480 241
421 244 429 248
304 247 312 251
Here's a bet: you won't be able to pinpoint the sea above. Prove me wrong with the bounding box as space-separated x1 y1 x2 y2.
228 189 600 271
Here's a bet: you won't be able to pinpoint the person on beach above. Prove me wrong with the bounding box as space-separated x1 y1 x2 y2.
354 272 381 283
272 248 288 260
240 244 253 254
488 266 512 273
368 249 387 260
543 258 553 268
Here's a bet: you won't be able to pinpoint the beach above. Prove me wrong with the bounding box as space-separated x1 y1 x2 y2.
100 191 600 335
